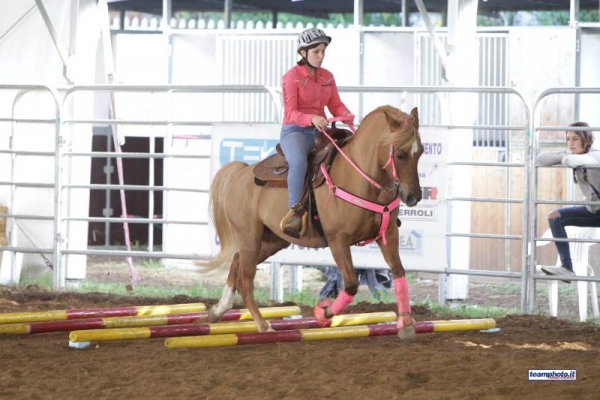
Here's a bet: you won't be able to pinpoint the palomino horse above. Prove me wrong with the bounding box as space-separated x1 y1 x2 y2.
204 105 423 339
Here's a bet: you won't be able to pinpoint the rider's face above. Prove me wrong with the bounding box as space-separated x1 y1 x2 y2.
566 131 585 154
302 43 327 68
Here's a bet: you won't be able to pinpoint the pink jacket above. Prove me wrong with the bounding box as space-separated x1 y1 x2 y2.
282 64 350 127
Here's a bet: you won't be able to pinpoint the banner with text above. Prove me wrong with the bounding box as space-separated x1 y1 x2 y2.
210 123 448 270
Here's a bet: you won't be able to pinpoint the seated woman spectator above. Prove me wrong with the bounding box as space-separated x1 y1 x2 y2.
537 121 600 280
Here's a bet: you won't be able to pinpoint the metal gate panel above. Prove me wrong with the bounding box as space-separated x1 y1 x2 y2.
219 35 296 122
416 33 446 126
477 34 509 147
417 32 509 148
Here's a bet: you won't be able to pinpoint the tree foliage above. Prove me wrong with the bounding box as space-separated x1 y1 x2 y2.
156 9 600 28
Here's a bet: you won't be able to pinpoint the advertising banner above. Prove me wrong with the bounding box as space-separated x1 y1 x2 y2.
210 123 448 270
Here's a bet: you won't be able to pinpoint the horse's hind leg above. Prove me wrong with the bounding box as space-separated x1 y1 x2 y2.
237 232 290 332
209 252 240 322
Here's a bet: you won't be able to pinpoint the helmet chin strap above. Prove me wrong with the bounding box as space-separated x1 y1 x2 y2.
302 56 317 70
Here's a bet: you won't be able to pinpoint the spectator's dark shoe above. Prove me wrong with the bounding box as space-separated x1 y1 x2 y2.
541 265 575 284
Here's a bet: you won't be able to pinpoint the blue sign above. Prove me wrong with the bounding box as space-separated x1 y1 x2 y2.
219 138 279 166
364 229 423 252
399 230 422 252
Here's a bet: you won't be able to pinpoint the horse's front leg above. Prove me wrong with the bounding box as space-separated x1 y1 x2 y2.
314 238 359 321
377 228 415 340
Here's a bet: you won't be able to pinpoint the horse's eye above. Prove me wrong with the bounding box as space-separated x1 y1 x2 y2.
396 152 407 161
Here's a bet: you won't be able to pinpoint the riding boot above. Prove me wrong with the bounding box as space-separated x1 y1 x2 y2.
280 204 307 238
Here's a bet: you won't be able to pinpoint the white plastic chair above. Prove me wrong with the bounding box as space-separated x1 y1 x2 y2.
535 227 599 321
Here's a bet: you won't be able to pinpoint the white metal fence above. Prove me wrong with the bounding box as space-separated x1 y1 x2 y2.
112 15 350 31
0 85 61 286
2 83 600 316
528 87 600 314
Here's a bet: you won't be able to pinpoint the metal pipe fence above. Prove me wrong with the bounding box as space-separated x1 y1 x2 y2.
58 84 283 288
0 85 61 288
269 85 531 304
0 84 542 314
528 87 600 314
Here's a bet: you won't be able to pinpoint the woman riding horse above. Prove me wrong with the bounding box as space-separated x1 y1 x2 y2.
279 28 353 238
203 104 423 339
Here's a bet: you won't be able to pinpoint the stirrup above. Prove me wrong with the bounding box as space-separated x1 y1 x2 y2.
279 207 308 238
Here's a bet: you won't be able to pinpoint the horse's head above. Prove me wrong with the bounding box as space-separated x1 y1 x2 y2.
381 107 423 207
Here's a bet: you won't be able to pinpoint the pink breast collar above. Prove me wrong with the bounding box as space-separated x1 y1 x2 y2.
320 115 400 246
320 164 400 246
317 115 402 247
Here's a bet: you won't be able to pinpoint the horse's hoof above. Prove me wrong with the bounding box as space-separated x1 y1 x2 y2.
397 325 416 340
208 307 220 323
256 321 271 332
313 298 332 323
396 315 415 340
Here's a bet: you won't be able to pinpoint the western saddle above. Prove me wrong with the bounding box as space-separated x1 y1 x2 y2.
252 124 353 190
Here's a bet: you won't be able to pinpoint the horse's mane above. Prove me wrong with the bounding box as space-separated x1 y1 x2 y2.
361 105 418 152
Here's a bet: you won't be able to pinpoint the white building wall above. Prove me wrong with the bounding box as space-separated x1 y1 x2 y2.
580 28 600 127
508 27 576 127
362 31 416 112
0 0 97 283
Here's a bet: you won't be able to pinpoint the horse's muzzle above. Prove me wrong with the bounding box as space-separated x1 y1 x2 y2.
402 192 421 207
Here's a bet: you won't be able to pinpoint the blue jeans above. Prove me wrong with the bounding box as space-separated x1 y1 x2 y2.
280 124 317 208
548 206 600 271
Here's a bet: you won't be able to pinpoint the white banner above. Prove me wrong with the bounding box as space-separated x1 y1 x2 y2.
210 123 448 270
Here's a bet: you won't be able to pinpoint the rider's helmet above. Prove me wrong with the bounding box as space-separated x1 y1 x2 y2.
297 28 332 51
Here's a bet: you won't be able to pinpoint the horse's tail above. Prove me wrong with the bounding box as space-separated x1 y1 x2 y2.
200 162 246 270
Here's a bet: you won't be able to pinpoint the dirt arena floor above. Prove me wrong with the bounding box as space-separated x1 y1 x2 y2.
0 285 599 400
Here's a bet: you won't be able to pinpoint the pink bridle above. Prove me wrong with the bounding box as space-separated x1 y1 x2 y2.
319 115 401 246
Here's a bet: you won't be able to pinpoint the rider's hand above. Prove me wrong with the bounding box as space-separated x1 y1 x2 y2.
312 115 328 131
344 112 355 123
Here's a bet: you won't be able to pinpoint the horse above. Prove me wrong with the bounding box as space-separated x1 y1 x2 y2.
203 105 423 339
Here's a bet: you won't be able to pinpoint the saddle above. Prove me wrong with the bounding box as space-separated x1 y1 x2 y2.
253 124 353 189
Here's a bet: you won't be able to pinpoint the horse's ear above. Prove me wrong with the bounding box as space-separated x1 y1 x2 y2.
410 107 419 131
384 111 403 131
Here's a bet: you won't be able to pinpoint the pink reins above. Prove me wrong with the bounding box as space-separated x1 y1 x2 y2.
318 115 401 246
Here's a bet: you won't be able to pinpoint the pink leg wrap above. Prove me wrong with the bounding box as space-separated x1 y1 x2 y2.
394 277 412 330
329 290 354 316
394 277 411 314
